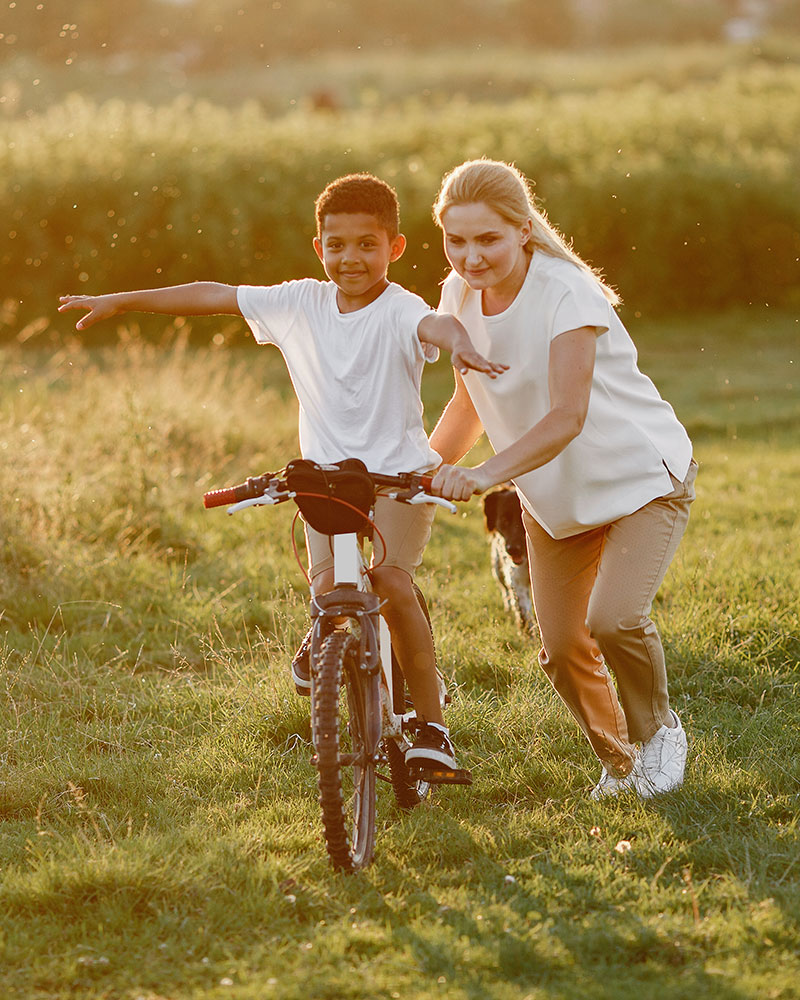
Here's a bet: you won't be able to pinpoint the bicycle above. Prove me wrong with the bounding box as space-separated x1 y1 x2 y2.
203 457 472 872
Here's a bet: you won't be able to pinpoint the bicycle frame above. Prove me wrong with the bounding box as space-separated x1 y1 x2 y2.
208 465 456 871
327 531 406 740
227 492 444 739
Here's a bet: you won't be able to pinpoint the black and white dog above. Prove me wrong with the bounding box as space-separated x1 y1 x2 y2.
482 486 536 635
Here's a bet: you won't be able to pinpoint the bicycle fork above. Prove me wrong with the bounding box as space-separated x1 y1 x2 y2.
328 531 398 732
309 584 384 757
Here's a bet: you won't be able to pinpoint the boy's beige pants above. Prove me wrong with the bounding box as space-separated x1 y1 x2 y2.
522 460 697 777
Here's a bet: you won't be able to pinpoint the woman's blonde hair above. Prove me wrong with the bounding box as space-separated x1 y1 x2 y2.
433 158 620 306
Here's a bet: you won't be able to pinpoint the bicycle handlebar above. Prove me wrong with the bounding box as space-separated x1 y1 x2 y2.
372 471 434 492
203 467 444 511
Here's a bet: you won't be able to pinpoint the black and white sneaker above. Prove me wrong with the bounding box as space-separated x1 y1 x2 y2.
405 723 472 784
405 722 457 769
290 627 313 696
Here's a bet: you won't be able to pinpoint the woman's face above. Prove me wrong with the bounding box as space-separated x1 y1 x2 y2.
440 202 531 299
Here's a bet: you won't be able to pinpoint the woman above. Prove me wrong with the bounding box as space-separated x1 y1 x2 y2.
429 159 696 799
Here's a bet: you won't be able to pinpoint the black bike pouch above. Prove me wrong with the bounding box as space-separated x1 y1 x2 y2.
285 458 375 534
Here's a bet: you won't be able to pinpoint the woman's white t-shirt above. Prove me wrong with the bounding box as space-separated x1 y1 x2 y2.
439 252 692 539
238 279 441 475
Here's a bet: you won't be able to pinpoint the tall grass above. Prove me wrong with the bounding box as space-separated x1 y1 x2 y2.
1 307 798 998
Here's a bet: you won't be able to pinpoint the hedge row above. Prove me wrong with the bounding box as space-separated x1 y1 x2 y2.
3 63 799 334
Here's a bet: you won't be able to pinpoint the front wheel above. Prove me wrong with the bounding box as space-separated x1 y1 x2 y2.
312 630 379 872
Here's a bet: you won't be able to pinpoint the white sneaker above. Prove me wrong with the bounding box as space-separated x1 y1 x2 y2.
635 710 687 798
590 765 638 800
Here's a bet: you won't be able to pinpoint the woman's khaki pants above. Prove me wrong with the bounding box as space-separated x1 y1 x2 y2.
522 461 697 777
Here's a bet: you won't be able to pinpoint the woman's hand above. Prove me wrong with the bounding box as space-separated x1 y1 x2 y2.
431 463 493 502
58 293 124 330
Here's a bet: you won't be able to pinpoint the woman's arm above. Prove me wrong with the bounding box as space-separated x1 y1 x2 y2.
428 371 484 465
418 312 508 379
58 282 240 331
432 326 597 501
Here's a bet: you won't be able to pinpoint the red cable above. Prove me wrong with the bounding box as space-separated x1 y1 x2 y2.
286 491 389 582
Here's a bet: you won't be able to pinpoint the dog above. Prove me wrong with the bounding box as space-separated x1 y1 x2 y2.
483 486 536 635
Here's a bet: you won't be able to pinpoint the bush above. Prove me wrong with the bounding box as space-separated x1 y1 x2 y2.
3 64 799 334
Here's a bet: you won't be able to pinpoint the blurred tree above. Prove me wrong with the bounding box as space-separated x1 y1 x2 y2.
771 0 800 32
2 0 792 66
504 0 577 47
183 0 531 66
0 0 182 58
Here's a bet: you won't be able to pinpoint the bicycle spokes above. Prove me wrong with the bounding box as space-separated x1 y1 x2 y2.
312 631 380 872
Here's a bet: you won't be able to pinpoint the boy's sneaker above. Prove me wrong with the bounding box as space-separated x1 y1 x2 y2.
405 723 472 784
406 722 457 769
590 764 638 800
291 628 314 696
634 710 687 798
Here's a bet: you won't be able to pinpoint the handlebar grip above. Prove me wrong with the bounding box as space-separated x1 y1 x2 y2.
419 475 433 491
203 484 250 508
203 472 275 508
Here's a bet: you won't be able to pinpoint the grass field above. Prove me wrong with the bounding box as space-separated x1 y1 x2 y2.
1 307 798 999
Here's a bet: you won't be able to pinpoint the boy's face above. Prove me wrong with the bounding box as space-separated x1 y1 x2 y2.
314 213 406 312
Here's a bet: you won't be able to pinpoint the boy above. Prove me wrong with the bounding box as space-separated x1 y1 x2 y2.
59 172 505 776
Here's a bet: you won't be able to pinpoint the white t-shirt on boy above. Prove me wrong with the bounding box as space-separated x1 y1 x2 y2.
439 252 692 539
237 279 441 475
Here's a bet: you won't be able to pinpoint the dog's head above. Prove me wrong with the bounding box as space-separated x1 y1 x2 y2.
483 487 527 565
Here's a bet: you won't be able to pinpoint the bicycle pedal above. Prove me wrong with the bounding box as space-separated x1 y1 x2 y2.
408 765 473 786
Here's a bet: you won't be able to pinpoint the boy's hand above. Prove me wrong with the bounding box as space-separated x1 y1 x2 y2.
451 347 508 380
431 462 492 502
58 294 123 331
417 314 508 380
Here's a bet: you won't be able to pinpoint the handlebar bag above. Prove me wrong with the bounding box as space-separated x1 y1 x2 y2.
286 458 376 535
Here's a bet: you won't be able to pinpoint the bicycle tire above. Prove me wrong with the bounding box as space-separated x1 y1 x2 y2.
312 630 378 872
386 584 437 809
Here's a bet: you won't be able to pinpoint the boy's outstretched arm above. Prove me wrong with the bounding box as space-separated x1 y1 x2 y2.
417 313 508 379
58 282 240 331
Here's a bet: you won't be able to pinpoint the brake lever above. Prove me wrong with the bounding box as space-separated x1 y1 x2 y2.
408 493 457 514
227 491 293 515
387 488 457 514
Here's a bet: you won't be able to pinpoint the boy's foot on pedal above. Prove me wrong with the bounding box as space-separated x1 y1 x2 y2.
405 722 472 785
291 628 313 696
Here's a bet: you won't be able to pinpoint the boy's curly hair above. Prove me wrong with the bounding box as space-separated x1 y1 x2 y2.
315 173 400 239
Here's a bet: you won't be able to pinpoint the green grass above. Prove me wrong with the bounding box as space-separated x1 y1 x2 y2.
1 308 798 999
